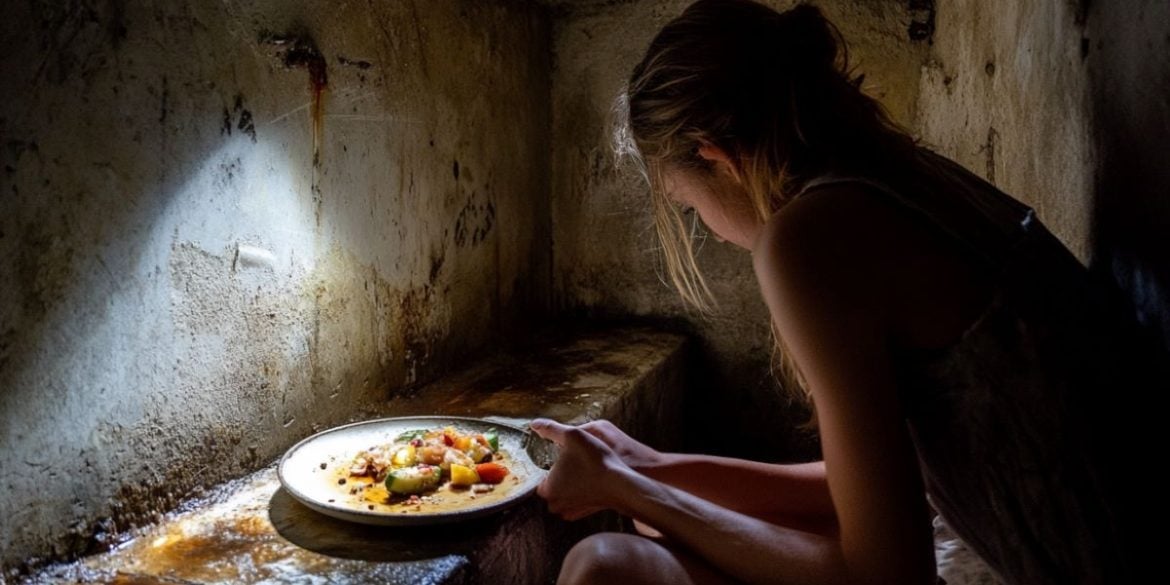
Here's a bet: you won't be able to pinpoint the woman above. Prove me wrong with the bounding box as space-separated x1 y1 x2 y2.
532 1 1157 584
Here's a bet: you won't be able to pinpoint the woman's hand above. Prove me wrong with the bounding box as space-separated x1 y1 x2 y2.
529 418 633 521
575 419 663 472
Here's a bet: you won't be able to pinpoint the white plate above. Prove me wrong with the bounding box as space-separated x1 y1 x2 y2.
277 416 546 526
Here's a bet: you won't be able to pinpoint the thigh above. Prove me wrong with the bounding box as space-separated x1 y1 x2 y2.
559 532 738 585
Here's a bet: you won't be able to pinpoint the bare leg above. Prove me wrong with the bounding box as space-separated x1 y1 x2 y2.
559 532 739 585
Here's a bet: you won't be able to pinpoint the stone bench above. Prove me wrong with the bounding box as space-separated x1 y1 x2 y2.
21 326 689 585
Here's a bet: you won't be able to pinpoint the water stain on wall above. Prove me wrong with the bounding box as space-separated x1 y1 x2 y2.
221 95 257 142
908 0 936 42
453 190 497 248
981 126 999 185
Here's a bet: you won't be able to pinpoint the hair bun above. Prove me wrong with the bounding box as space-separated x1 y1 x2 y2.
779 4 838 71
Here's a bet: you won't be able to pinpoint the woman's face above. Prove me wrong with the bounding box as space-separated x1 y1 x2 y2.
662 165 762 250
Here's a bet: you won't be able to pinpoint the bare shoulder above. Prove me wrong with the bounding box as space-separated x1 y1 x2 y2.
754 181 993 351
752 183 907 312
758 182 915 256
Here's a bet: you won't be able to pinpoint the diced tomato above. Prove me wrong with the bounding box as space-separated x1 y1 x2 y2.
442 433 454 446
475 463 509 484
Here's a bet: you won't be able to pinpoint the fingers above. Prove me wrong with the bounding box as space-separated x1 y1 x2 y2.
529 418 572 445
533 418 624 448
580 419 615 432
581 421 626 446
579 419 613 438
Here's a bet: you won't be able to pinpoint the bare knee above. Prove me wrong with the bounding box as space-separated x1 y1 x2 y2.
559 533 655 585
559 532 734 585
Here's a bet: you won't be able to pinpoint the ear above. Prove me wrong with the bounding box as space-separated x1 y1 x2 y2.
697 143 743 184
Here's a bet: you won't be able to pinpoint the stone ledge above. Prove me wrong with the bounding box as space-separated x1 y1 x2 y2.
382 325 691 450
19 326 688 585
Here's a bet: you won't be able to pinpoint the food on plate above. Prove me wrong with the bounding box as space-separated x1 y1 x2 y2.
384 464 444 494
346 426 510 498
475 462 509 484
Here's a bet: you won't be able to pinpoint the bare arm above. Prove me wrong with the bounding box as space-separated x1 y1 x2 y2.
641 454 835 532
612 464 848 584
575 420 835 531
535 421 850 585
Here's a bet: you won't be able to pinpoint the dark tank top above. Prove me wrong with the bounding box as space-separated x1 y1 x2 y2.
796 151 1158 585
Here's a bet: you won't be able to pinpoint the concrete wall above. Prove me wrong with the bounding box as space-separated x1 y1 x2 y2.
547 0 928 458
918 0 1170 354
0 0 550 571
915 0 1094 261
1087 0 1170 353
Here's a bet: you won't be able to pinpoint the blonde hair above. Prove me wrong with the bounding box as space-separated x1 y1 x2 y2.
615 0 917 402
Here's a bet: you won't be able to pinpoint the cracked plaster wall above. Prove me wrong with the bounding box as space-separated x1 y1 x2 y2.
0 0 551 572
916 0 1094 261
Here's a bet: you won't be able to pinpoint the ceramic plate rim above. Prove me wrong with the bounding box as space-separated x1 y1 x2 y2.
277 415 542 526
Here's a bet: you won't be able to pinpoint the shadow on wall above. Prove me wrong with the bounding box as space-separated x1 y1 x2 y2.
1087 1 1170 356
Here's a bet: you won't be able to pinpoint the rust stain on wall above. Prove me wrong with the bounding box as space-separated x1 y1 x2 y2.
263 30 329 222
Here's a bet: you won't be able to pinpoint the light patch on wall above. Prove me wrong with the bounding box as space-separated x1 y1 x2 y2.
154 138 320 277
